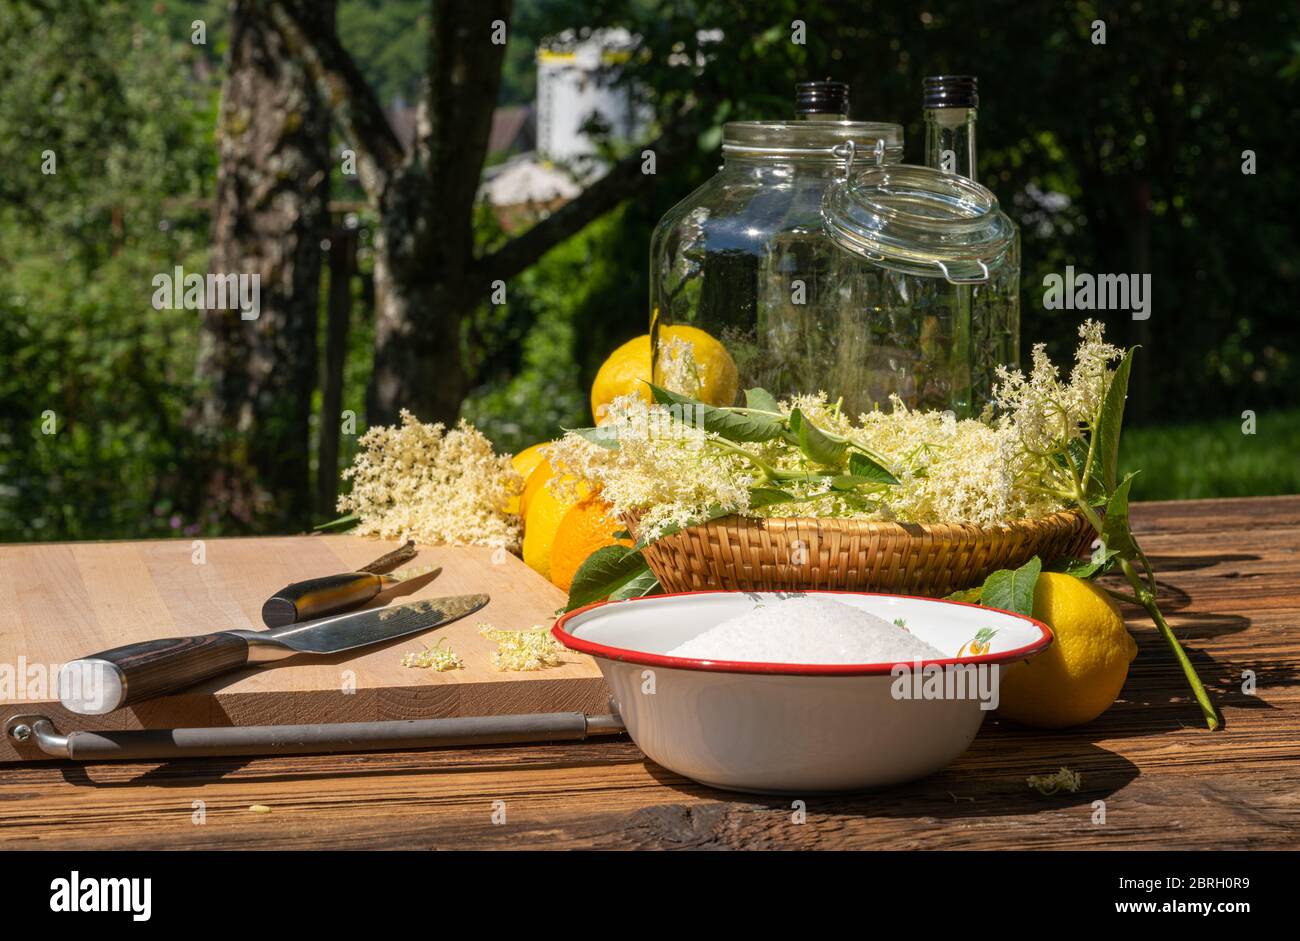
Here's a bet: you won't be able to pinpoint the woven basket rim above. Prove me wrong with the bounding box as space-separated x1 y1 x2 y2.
626 507 1088 537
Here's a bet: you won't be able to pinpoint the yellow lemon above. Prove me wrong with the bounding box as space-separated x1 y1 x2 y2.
589 325 738 424
519 458 554 523
521 475 591 581
997 573 1138 729
549 497 632 592
505 442 549 516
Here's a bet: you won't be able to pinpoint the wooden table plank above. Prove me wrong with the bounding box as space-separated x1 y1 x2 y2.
2 496 1298 850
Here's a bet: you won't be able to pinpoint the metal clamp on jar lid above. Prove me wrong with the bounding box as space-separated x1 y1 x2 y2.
821 148 1015 284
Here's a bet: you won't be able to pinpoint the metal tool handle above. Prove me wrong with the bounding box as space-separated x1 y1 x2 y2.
261 571 391 627
58 632 252 716
8 712 626 761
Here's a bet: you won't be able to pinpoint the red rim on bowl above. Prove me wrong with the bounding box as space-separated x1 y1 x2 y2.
552 589 1054 677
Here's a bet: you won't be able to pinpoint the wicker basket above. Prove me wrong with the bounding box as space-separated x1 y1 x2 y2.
631 510 1095 599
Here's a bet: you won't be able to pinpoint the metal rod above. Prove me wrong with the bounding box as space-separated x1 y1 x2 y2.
9 712 625 762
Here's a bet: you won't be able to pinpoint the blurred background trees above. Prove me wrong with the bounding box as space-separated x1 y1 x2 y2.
1 0 1297 541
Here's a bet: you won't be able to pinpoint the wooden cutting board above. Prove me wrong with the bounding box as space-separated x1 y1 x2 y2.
0 536 610 761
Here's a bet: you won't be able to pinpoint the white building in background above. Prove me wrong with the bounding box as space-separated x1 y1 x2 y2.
536 28 641 163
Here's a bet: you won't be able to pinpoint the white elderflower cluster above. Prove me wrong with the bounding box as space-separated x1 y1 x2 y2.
548 323 1125 534
338 411 522 551
658 334 703 399
478 624 564 672
994 319 1122 456
849 397 1061 526
548 393 756 541
400 638 463 671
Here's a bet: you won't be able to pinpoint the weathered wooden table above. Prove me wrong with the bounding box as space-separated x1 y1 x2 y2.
2 496 1296 850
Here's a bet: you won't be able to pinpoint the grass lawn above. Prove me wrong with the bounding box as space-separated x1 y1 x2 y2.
1119 408 1300 502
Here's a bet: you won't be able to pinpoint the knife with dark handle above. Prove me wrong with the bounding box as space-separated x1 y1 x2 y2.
260 571 400 627
261 540 422 627
57 594 488 716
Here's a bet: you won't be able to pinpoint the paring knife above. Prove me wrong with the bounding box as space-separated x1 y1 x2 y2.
57 594 488 716
261 539 430 627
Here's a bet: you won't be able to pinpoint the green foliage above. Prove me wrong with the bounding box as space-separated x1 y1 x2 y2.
1120 410 1300 500
978 556 1042 618
0 1 216 541
1 0 1296 547
564 544 652 611
336 0 430 104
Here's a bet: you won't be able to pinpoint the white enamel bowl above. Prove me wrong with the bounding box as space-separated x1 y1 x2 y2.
554 591 1053 794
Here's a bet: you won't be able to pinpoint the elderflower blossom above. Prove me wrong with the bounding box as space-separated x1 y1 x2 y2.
546 324 1123 536
478 624 564 672
994 320 1122 456
400 638 463 671
549 393 756 540
658 334 703 399
338 411 522 551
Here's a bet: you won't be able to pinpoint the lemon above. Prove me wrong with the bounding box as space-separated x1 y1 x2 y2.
519 458 554 523
521 475 591 581
998 573 1138 728
505 442 549 516
549 496 632 592
589 325 738 424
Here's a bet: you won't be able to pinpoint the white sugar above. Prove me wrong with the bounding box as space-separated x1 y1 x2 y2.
667 595 946 664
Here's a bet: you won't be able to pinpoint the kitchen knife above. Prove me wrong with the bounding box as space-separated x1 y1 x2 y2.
260 540 427 627
57 594 488 716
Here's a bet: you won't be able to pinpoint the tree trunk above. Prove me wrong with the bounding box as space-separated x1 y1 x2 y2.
197 0 333 530
316 224 355 517
366 0 511 426
265 0 668 427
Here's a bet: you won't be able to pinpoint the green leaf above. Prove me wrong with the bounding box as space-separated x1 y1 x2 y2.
1099 472 1140 559
567 425 620 449
314 513 358 532
847 450 900 485
946 586 983 604
608 569 661 601
789 408 848 465
1046 543 1119 579
979 555 1042 617
564 546 651 612
744 387 781 413
748 487 797 508
829 474 884 491
648 383 784 442
1094 347 1136 493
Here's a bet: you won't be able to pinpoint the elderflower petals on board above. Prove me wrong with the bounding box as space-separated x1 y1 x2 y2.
337 411 522 551
478 624 564 672
400 638 463 671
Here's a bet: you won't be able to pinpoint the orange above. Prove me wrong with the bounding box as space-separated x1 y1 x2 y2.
549 497 632 592
521 475 591 581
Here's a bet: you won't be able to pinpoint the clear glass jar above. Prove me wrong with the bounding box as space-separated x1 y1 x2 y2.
650 120 1019 417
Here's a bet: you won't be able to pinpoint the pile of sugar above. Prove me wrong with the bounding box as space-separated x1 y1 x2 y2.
667 595 946 664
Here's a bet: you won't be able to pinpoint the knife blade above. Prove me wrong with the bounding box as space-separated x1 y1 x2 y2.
57 594 489 716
